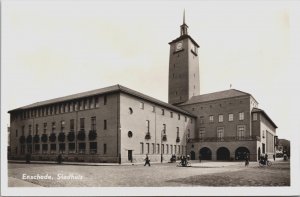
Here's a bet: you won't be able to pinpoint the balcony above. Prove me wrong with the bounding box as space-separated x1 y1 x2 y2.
189 135 261 143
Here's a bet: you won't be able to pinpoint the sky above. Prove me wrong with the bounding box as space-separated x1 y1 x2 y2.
2 1 300 141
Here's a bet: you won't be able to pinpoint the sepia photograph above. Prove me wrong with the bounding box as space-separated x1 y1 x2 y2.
1 0 300 196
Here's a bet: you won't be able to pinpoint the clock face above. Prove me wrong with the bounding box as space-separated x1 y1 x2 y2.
176 42 183 51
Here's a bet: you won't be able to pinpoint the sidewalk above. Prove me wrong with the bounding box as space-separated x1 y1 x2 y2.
8 160 125 166
8 177 42 187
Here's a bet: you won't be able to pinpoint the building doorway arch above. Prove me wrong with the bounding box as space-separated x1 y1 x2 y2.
190 151 195 160
216 147 230 160
235 147 250 160
199 147 212 160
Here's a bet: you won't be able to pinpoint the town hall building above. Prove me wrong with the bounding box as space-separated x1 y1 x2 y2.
8 13 277 163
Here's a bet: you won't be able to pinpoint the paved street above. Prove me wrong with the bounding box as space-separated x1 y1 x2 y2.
8 159 290 187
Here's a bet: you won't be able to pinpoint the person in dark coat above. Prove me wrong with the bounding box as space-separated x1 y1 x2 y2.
144 154 150 166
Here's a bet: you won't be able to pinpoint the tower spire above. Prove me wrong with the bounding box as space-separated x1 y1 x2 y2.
180 9 188 36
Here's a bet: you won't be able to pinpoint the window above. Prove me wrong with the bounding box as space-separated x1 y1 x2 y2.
89 98 94 109
157 144 160 154
140 102 144 109
170 112 173 118
209 115 214 123
60 104 64 113
28 125 32 135
146 143 149 154
176 127 179 138
65 103 69 113
85 99 89 109
56 105 59 114
75 102 78 111
152 143 155 154
229 114 234 121
42 144 48 154
43 123 47 134
174 145 177 154
218 114 223 122
52 122 56 133
95 97 99 108
253 113 257 121
199 128 205 140
217 127 224 141
104 95 107 105
90 142 97 154
200 116 204 124
61 120 65 132
91 117 96 131
171 145 173 154
237 125 245 140
239 112 244 120
262 143 265 153
146 120 150 133
162 124 166 135
140 142 144 154
22 126 25 136
80 100 84 110
178 114 180 120
166 144 169 154
78 143 86 154
185 116 187 122
70 102 74 112
129 107 133 114
68 143 75 153
70 119 75 132
35 124 39 135
80 118 85 131
59 143 65 153
104 120 107 130
104 144 107 154
152 106 155 112
50 144 56 154
161 109 165 115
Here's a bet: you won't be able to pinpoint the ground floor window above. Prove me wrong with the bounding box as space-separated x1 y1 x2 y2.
69 143 75 153
27 144 32 153
59 143 65 153
157 144 160 154
21 145 25 154
50 144 56 154
34 144 40 153
42 144 48 154
104 144 107 154
90 142 97 154
170 145 173 154
78 143 86 154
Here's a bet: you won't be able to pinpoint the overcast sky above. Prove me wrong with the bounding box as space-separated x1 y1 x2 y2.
2 0 300 143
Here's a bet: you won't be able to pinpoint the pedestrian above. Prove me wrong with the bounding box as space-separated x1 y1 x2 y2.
245 154 249 167
144 154 150 166
273 154 275 161
199 153 202 163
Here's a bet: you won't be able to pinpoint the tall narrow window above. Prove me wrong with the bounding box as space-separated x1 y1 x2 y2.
253 113 257 121
70 119 75 132
176 127 179 138
228 113 234 121
43 123 47 134
161 109 165 115
200 116 204 124
52 122 56 133
146 143 149 154
209 115 214 123
239 112 244 120
91 117 96 131
140 142 144 154
35 124 39 135
104 95 107 105
237 125 245 140
61 120 65 132
70 102 74 112
65 103 69 113
140 102 144 109
218 114 223 122
199 128 205 140
170 112 173 118
152 143 155 154
104 144 107 154
146 120 150 133
89 98 94 109
104 120 107 130
163 124 166 135
80 118 85 131
217 127 224 141
28 125 32 135
95 97 99 108
178 114 180 120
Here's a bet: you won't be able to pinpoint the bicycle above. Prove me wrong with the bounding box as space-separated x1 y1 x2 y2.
259 159 272 167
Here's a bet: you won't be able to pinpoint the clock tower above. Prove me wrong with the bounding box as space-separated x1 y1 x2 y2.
168 11 200 105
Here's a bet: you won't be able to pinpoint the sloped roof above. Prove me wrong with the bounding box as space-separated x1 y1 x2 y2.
8 85 195 117
252 107 278 129
179 89 251 105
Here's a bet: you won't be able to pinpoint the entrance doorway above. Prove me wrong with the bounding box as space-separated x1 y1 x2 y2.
199 147 212 160
128 150 133 162
216 147 230 160
235 147 250 160
190 151 195 160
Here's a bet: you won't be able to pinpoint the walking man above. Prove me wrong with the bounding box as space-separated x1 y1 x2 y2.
144 154 151 166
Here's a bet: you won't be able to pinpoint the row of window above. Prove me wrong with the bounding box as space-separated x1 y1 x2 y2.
11 95 108 121
140 142 185 155
198 125 246 140
200 112 245 124
138 102 192 123
17 142 106 155
16 117 105 137
145 120 186 138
